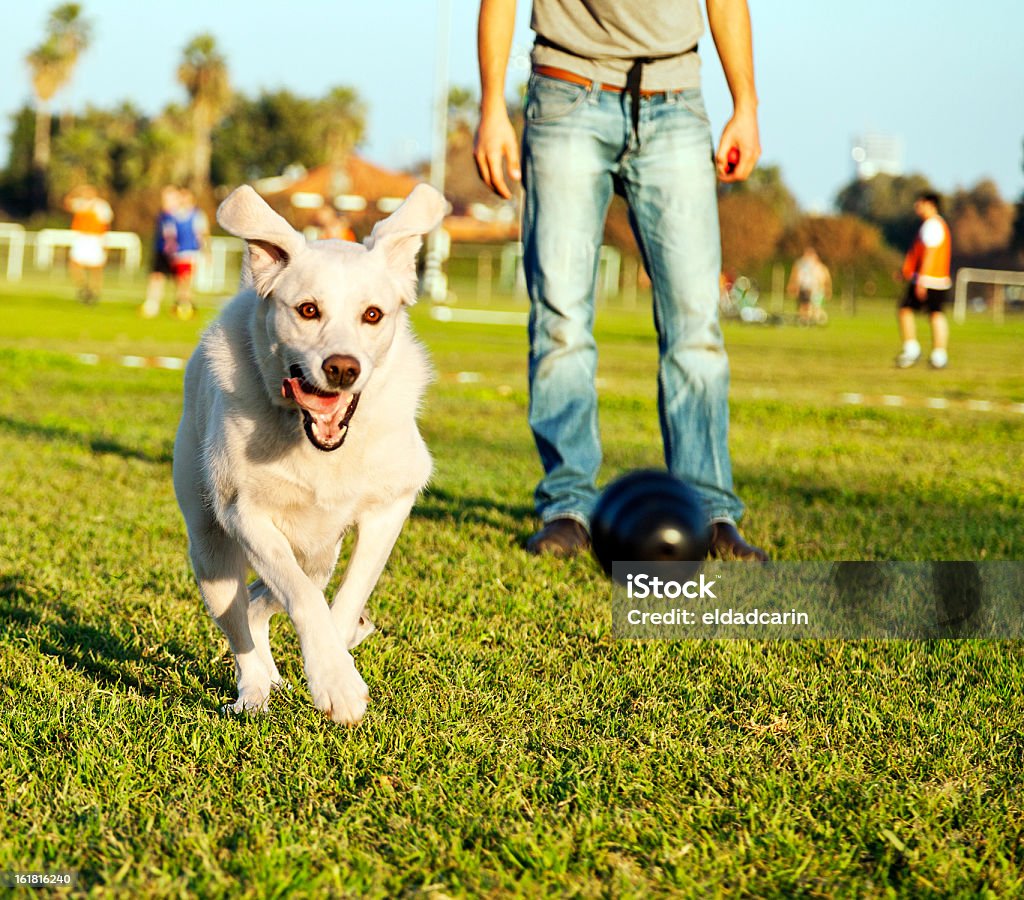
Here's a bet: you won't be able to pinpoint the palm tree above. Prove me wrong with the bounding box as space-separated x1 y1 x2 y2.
177 34 231 194
319 86 367 169
25 3 92 194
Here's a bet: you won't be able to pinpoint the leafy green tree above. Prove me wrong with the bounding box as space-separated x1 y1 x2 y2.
212 90 324 186
177 33 231 194
24 3 92 203
211 87 366 187
47 103 183 201
719 192 784 273
835 172 936 251
719 163 800 228
0 106 37 214
948 179 1014 256
1012 139 1024 256
779 214 899 280
49 110 114 196
318 86 367 168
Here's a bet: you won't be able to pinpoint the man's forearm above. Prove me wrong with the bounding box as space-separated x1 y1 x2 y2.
478 0 517 115
706 0 758 112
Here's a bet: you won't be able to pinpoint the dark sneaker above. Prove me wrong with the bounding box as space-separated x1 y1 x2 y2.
526 518 591 557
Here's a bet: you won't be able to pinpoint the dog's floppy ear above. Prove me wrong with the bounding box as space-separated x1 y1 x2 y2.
364 184 447 304
217 185 306 295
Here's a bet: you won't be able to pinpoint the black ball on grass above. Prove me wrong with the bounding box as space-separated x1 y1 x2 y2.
590 469 711 580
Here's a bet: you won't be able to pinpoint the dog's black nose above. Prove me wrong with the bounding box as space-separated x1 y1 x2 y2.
322 354 361 389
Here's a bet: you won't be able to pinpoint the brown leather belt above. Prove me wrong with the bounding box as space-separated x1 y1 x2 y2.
532 64 669 97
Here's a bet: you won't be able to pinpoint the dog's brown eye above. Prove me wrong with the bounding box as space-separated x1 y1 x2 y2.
297 302 320 320
362 306 383 325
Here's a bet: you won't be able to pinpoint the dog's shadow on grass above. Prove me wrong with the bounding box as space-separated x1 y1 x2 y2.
413 487 536 542
0 574 220 711
0 414 173 465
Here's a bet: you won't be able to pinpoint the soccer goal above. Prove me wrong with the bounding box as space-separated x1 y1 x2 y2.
953 267 1024 324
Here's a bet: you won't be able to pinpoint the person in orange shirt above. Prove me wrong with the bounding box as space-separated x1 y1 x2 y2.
896 192 951 369
311 206 356 242
64 185 114 304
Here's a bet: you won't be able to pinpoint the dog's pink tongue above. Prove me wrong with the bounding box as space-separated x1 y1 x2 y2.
281 377 351 444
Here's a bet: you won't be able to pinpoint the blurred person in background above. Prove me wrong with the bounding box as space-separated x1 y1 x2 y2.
787 247 831 325
140 185 181 319
311 205 356 242
896 192 952 369
167 188 209 321
64 185 113 304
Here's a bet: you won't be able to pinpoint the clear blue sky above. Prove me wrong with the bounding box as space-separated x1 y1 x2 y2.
2 0 1021 212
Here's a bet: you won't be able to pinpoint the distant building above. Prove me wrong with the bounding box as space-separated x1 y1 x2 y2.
851 132 904 179
252 156 518 244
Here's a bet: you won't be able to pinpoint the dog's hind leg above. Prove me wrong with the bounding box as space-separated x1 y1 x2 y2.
247 578 285 688
191 534 275 714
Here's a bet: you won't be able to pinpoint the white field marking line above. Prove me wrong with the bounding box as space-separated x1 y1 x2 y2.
429 306 529 327
75 352 188 370
837 391 1021 415
66 352 1024 416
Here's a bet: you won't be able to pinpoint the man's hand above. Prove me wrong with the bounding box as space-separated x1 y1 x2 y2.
716 107 760 182
474 107 521 200
914 282 927 301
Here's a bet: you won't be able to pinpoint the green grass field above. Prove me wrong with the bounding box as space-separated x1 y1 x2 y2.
1 275 1022 897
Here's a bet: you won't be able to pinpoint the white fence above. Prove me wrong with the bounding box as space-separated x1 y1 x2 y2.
33 228 142 271
194 237 245 293
0 223 25 280
0 225 244 294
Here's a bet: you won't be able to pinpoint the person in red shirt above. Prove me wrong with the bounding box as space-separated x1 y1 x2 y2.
896 192 952 369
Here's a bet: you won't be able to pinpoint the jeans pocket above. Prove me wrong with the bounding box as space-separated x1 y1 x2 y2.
525 73 588 124
674 89 711 127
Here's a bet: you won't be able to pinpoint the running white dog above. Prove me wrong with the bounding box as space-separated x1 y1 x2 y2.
173 183 445 724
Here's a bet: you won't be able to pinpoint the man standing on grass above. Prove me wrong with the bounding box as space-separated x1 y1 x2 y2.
474 0 767 560
896 192 952 369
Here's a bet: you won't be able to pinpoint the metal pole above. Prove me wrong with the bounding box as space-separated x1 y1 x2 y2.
424 0 452 302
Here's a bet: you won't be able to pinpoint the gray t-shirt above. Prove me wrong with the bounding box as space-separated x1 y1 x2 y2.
530 0 704 91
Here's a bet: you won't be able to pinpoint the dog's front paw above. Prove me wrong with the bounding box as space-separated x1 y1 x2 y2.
306 654 369 725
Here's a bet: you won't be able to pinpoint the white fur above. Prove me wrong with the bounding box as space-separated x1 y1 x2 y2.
173 184 445 724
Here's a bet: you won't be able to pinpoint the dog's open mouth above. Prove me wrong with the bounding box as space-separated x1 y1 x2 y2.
281 365 360 452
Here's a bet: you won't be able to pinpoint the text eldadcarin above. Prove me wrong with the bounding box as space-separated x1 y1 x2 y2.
610 561 1024 640
622 572 809 628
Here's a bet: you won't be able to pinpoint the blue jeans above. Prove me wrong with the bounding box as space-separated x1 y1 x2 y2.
522 72 744 527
